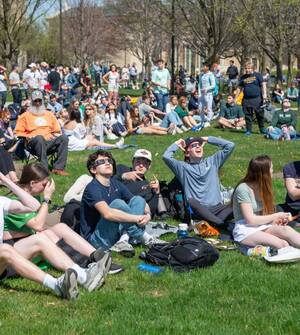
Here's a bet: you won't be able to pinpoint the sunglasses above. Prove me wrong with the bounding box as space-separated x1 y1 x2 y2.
33 99 43 103
190 142 202 149
94 158 114 167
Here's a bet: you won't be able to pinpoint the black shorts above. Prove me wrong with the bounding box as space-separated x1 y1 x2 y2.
0 237 26 280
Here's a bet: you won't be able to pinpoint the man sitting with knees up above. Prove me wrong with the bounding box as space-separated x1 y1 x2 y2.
15 90 69 176
163 136 235 227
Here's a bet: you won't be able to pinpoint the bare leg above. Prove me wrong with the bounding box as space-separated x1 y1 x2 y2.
0 244 45 284
182 116 193 128
13 234 74 271
264 225 300 248
43 223 95 257
241 230 289 249
218 118 235 129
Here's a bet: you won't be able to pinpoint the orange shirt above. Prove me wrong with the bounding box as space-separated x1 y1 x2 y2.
15 111 61 141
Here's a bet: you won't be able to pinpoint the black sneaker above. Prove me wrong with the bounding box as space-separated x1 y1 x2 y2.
108 263 124 275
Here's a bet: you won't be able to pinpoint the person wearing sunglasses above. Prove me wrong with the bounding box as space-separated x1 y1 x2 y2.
15 90 69 176
163 136 235 227
80 150 166 252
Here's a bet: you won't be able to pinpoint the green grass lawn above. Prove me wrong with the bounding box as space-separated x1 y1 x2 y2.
3 121 300 335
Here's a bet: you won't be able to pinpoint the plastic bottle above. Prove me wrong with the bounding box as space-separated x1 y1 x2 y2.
177 223 189 238
137 263 165 274
247 245 278 257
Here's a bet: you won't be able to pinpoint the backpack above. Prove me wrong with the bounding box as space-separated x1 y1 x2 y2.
140 236 219 272
60 200 81 233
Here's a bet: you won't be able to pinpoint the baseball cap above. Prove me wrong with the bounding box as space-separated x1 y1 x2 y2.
29 63 37 68
133 149 152 162
31 90 43 101
185 137 204 150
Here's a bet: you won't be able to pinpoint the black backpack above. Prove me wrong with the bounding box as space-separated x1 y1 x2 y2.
140 236 219 272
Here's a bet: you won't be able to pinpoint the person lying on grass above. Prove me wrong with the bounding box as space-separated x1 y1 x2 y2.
3 162 122 276
163 136 235 227
0 171 78 299
232 155 300 249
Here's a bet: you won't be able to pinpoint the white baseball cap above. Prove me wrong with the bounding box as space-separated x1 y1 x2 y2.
133 149 152 162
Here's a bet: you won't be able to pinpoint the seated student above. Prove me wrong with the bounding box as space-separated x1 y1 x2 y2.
63 110 123 151
286 82 299 102
0 147 18 182
163 136 235 226
138 94 165 119
188 90 199 114
4 163 122 275
266 98 296 141
160 95 187 132
47 94 63 115
272 83 284 104
116 149 168 218
0 171 78 299
218 95 245 130
175 96 200 130
80 150 165 251
232 155 300 249
104 103 128 137
126 106 173 135
280 160 300 217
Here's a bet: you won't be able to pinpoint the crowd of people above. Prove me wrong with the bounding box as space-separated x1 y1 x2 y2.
1 58 300 300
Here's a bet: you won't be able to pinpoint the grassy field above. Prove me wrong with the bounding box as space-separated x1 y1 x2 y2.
2 121 300 335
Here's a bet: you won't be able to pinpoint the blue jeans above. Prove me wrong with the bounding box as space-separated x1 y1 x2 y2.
267 127 296 140
154 92 169 112
0 91 7 108
160 112 183 128
88 196 146 250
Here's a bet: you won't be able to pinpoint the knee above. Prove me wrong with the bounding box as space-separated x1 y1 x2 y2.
278 239 289 248
34 233 52 248
0 244 14 261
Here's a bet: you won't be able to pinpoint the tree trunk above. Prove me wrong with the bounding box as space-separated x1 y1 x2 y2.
275 54 283 83
287 51 292 84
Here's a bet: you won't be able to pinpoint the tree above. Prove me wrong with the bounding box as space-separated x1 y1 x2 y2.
0 0 53 67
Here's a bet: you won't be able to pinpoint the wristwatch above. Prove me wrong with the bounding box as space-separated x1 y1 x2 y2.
43 198 52 205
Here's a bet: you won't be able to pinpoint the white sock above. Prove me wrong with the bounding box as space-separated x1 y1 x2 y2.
43 274 60 295
142 232 153 244
71 264 87 285
119 233 129 243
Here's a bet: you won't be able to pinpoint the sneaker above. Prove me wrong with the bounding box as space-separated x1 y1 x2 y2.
51 169 69 176
56 268 79 300
83 253 112 292
115 137 124 148
108 263 124 275
110 240 135 257
180 125 189 132
203 122 211 128
260 127 267 135
175 127 183 134
144 237 168 247
244 130 252 136
107 133 119 140
91 248 124 275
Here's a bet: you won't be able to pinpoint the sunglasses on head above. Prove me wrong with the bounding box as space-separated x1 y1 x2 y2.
93 158 114 167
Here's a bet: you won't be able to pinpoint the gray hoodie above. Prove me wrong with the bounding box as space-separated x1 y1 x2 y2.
163 136 235 206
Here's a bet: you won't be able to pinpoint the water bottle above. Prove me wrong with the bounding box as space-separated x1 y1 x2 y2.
177 223 189 238
247 245 278 257
137 263 164 274
175 191 185 219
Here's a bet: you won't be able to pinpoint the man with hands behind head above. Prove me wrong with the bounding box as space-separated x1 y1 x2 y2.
163 135 235 226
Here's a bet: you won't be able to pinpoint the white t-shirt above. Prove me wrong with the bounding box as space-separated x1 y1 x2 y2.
0 196 11 243
9 71 20 88
0 74 7 92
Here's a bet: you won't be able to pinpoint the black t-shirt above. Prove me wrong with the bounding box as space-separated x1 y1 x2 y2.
226 65 238 79
80 177 133 240
239 72 263 99
48 71 61 92
283 161 300 209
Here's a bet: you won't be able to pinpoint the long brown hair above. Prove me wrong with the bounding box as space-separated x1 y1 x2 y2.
234 155 274 215
18 163 49 186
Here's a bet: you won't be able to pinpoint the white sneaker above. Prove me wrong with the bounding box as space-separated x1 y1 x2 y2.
180 125 189 132
107 133 118 140
144 237 168 247
204 122 211 128
56 269 79 300
116 137 124 148
175 127 183 134
110 240 135 257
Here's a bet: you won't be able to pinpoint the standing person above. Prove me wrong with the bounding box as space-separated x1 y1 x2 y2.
0 65 8 108
80 63 92 97
129 63 138 90
151 59 171 113
232 155 300 249
226 60 239 94
102 64 120 104
163 136 235 226
93 61 102 88
121 65 129 88
198 62 216 126
9 64 22 105
235 62 267 136
47 65 61 93
80 150 165 250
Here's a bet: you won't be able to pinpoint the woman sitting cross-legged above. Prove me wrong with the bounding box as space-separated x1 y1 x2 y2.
232 155 300 249
175 96 201 130
64 110 123 151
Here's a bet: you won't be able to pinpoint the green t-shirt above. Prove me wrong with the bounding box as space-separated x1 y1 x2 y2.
175 105 188 119
4 195 40 234
219 102 244 120
232 183 262 221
